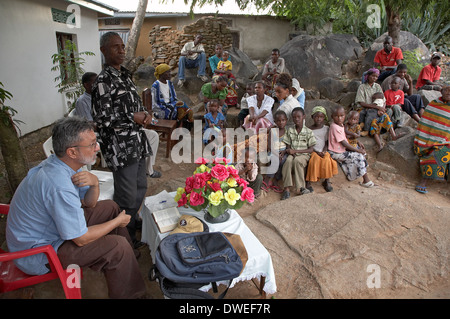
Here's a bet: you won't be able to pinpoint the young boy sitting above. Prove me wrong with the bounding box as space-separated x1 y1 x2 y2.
281 107 316 200
238 82 255 127
235 147 263 199
369 93 406 152
384 76 404 127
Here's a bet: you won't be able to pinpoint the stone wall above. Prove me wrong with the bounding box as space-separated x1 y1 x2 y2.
148 16 233 69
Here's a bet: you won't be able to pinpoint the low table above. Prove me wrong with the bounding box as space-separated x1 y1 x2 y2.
141 193 277 298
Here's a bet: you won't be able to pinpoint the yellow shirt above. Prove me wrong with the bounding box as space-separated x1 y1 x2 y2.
217 60 232 72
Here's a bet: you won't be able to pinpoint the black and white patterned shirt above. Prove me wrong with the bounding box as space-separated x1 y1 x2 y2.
91 65 151 171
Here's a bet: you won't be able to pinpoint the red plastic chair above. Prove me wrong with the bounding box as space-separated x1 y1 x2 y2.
0 204 81 299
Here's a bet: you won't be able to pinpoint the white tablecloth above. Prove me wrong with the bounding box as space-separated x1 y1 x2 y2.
90 170 114 201
141 192 277 295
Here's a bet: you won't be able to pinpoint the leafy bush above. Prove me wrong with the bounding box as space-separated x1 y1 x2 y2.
402 50 425 80
402 4 450 56
51 40 95 109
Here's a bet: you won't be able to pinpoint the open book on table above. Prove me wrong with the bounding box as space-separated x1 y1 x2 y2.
152 206 181 233
145 190 181 233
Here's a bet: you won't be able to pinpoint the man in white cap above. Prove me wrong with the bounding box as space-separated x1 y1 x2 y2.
416 52 443 91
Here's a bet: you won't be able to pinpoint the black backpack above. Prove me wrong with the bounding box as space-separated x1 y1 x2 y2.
149 231 248 299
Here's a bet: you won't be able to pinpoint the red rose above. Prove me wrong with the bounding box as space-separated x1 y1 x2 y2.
210 164 230 181
177 193 187 207
189 191 205 206
193 173 206 189
202 171 212 182
209 182 222 192
185 176 194 193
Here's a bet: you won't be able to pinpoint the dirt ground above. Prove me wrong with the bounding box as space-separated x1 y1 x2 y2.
1 107 449 299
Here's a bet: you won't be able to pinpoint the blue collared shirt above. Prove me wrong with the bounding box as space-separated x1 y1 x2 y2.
6 155 89 275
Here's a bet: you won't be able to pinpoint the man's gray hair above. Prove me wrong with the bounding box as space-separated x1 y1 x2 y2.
100 31 120 48
52 116 94 157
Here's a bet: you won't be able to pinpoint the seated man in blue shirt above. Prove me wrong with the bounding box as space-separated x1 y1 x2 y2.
6 117 146 299
74 72 97 122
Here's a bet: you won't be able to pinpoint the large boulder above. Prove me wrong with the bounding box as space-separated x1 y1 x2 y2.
361 31 430 73
173 68 210 104
376 126 420 179
418 89 442 108
317 77 346 100
133 63 156 88
280 34 364 89
255 184 450 298
228 47 259 82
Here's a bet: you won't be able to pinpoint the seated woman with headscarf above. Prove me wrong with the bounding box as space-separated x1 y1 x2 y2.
413 85 450 194
151 63 194 127
291 78 305 109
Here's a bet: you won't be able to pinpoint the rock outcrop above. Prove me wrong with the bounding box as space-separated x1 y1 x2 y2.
253 184 450 298
361 31 430 73
279 34 364 89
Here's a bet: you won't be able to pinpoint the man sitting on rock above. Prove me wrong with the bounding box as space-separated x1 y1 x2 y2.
416 52 443 91
177 34 208 88
262 48 287 97
373 36 403 83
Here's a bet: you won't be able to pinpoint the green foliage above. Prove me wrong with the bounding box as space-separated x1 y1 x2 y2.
402 50 425 80
51 40 95 109
0 82 24 129
332 0 388 48
402 3 450 55
189 0 449 53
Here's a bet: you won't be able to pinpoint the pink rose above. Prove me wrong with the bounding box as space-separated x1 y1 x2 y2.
177 193 187 207
195 157 209 165
227 166 239 179
214 157 230 164
185 176 194 193
189 191 205 206
237 178 249 188
240 187 254 203
210 164 229 181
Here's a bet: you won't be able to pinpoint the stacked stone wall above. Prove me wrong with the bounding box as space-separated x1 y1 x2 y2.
148 16 233 69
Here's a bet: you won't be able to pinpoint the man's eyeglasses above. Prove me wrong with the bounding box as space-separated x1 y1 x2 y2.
68 142 99 149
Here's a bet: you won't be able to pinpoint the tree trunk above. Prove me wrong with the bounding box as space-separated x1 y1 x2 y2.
385 5 401 46
0 111 28 196
123 0 148 70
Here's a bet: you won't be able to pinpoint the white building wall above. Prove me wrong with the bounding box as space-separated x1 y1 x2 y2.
0 0 102 135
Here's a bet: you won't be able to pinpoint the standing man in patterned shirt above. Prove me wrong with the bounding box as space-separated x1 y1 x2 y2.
92 32 151 248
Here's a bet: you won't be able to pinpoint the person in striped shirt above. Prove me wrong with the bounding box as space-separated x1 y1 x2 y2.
414 85 450 194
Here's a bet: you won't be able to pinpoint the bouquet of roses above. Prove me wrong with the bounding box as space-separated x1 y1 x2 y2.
174 157 255 218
